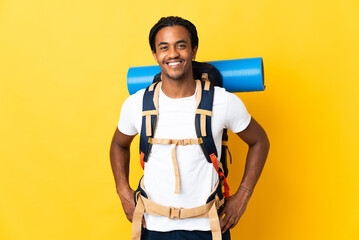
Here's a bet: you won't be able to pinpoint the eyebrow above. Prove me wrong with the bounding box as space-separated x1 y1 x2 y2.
157 40 187 47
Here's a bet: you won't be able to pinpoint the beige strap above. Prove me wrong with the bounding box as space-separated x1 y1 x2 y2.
149 138 203 145
204 80 210 91
131 197 145 240
142 195 223 219
149 137 202 194
201 73 211 91
144 82 161 137
148 82 156 91
194 81 212 137
196 109 212 116
171 146 181 193
201 73 209 81
153 82 161 110
137 195 222 240
141 196 215 219
146 115 151 136
195 80 202 109
222 140 228 147
208 200 222 240
201 114 207 137
142 110 158 116
131 179 225 240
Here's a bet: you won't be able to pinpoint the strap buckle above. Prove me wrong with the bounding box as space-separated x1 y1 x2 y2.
169 206 183 219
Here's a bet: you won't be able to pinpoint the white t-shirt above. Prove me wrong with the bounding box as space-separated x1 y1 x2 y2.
118 84 251 231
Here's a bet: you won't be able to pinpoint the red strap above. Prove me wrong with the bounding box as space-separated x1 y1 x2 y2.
219 172 230 198
140 152 145 169
210 153 230 198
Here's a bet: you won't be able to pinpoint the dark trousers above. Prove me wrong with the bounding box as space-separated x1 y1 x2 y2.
141 228 231 240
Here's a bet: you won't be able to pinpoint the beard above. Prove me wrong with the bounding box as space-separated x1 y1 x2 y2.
162 70 186 81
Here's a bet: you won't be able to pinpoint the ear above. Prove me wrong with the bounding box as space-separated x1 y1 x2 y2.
191 46 198 61
152 51 159 63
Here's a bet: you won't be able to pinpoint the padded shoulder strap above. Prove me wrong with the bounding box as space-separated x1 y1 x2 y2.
195 79 218 163
139 82 161 167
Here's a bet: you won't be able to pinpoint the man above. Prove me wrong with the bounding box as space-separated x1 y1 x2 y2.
110 16 269 240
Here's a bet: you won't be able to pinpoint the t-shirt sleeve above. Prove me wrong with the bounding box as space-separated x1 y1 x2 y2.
117 92 141 136
225 92 251 133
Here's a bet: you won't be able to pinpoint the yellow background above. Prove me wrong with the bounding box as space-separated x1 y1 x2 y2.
1 0 358 239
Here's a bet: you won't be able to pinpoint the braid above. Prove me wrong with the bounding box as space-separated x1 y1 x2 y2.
149 16 198 52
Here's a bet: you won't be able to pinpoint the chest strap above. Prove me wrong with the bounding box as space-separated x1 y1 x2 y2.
149 138 203 194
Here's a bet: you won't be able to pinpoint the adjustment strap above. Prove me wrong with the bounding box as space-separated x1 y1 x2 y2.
131 196 145 240
201 73 211 91
210 153 230 198
195 80 202 109
143 110 158 137
131 179 225 240
141 195 215 219
195 79 212 137
140 152 145 169
195 109 212 137
148 82 156 91
208 200 222 240
149 138 203 145
144 83 161 137
149 138 203 194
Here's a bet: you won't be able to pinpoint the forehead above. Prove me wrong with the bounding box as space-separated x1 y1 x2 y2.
155 25 191 44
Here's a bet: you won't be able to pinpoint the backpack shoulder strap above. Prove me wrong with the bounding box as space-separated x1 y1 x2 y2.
195 76 230 198
139 81 161 169
195 78 217 163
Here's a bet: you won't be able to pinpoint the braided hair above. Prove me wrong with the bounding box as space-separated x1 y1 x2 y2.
149 16 199 53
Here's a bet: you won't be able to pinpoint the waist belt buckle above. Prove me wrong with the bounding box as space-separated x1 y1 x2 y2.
169 206 183 220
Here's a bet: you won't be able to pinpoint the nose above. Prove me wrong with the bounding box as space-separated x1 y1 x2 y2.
168 46 180 58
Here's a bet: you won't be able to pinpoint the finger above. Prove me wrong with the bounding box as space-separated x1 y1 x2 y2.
222 216 234 233
218 211 225 224
218 205 228 222
229 217 240 230
220 214 231 231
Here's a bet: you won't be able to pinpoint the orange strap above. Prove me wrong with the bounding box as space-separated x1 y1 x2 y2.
210 153 230 198
140 152 145 169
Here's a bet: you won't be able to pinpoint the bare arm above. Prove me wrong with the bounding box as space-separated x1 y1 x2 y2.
220 117 270 232
110 128 136 222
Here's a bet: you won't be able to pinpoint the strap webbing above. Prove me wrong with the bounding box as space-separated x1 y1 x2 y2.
195 80 202 109
210 153 230 198
208 200 222 240
145 82 161 137
131 195 224 240
149 138 203 194
131 196 145 240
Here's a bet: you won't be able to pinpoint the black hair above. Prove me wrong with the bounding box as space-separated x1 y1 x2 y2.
149 16 199 53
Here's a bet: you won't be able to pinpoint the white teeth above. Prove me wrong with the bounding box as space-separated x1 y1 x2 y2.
168 62 181 66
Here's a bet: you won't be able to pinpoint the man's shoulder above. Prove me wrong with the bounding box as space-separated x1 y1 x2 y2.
214 86 226 94
124 88 146 104
213 86 228 102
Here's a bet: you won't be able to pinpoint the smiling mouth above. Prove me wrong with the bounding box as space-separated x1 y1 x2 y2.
166 60 183 66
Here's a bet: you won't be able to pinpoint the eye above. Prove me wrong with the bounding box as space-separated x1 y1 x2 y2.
178 44 186 49
159 46 168 51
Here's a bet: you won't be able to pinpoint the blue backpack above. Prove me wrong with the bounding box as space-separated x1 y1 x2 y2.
138 61 231 198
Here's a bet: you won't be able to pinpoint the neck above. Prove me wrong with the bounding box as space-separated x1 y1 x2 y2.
161 73 196 98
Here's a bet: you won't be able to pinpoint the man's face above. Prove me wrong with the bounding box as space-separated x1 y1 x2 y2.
152 26 197 81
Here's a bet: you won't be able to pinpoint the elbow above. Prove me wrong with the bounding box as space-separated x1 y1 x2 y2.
262 133 270 160
262 131 270 153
